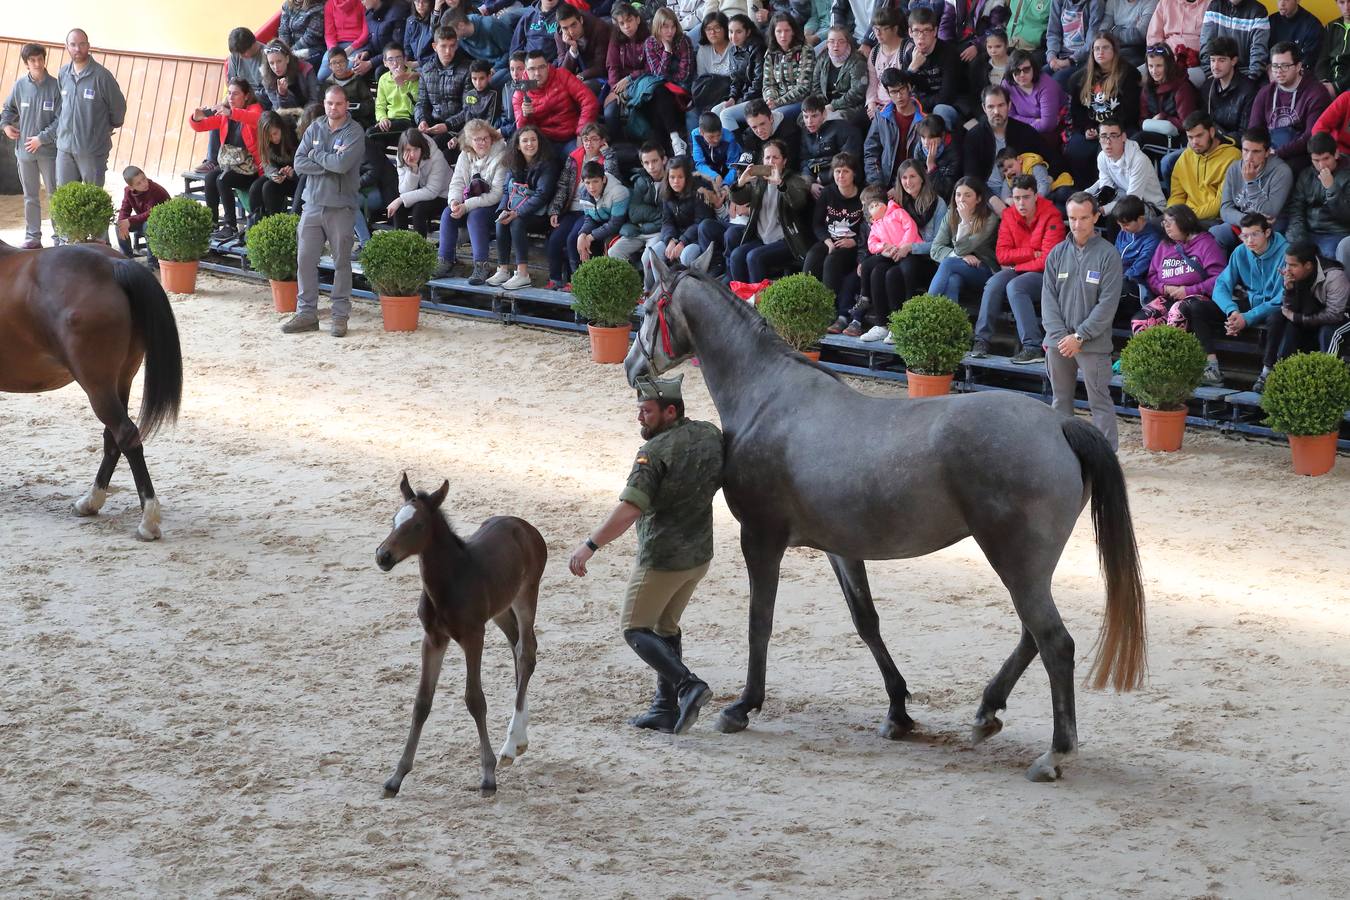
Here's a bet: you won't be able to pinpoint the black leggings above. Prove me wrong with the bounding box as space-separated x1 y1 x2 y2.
1177 296 1229 355
803 243 859 314
395 196 448 236
205 169 259 228
859 253 934 324
248 175 297 222
638 86 685 155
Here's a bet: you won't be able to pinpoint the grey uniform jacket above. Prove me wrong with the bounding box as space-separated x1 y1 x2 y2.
0 73 61 159
1041 234 1123 354
293 115 366 209
56 60 126 157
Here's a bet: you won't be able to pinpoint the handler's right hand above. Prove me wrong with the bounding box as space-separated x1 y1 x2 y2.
568 542 594 576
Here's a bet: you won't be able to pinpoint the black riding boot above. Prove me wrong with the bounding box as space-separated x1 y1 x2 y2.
623 628 711 735
628 633 680 733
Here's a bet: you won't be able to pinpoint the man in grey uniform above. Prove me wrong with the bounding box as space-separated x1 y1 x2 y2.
1 43 61 248
1041 191 1124 451
55 29 126 187
285 84 366 338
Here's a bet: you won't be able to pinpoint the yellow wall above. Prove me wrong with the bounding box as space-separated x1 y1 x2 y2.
6 0 283 59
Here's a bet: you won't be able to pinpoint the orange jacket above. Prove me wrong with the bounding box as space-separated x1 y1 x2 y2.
189 102 264 173
995 195 1065 273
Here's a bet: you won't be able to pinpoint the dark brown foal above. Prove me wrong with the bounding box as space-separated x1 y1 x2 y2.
376 474 547 797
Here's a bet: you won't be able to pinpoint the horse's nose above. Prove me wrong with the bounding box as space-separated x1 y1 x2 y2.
376 549 393 571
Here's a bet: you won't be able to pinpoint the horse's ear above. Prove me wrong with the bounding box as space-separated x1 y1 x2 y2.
690 244 715 273
399 472 414 500
649 252 670 285
428 480 449 509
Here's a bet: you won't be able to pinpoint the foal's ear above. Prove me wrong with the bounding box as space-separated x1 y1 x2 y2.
691 244 715 273
399 471 414 500
428 479 449 509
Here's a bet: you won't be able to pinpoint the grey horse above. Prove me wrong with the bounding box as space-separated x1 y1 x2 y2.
625 252 1146 782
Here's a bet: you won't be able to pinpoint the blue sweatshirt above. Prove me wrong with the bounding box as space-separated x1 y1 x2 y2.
1212 230 1288 325
690 128 741 188
1116 221 1162 283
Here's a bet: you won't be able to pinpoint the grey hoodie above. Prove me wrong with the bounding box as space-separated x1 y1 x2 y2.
1 72 61 159
56 59 126 157
1041 233 1123 353
1219 155 1293 229
293 114 366 209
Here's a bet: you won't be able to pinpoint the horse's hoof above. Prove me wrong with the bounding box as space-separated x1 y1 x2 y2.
136 498 162 541
72 486 106 517
135 525 162 542
971 715 1003 745
382 777 401 798
480 780 497 797
879 716 914 741
1026 750 1072 782
714 707 749 734
498 740 527 766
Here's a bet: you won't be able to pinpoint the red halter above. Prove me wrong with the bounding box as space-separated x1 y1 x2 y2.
655 287 675 357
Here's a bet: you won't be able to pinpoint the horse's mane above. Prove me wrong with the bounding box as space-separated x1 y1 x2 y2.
675 267 844 383
416 491 467 549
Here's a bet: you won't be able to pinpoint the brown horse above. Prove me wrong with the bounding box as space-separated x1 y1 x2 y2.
376 474 547 797
0 241 181 540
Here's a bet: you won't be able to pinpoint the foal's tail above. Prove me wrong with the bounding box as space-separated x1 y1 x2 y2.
1061 418 1147 692
114 260 183 440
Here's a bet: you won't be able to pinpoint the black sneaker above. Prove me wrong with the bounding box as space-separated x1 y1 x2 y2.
467 261 492 285
1011 346 1045 365
1251 372 1267 393
211 224 237 241
969 341 990 359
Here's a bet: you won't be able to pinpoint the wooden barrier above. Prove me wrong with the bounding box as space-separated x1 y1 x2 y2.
0 37 225 184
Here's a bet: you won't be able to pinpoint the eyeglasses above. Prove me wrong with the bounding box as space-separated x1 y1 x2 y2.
1098 132 1124 142
1013 64 1033 73
1270 62 1296 70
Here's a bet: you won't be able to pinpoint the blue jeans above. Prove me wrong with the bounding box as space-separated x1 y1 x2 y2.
547 211 583 281
929 255 994 303
438 205 495 262
726 226 793 283
497 213 549 265
1311 232 1350 271
1159 149 1183 197
975 269 1044 349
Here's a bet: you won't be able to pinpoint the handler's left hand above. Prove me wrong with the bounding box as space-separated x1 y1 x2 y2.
568 542 594 576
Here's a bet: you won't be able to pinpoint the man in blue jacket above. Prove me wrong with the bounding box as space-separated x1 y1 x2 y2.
1196 212 1289 385
691 113 741 191
509 0 564 65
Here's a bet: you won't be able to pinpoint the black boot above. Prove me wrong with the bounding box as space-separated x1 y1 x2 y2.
623 629 710 736
629 633 680 733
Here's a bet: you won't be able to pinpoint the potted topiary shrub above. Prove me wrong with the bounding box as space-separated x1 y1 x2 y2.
571 256 641 363
50 181 114 245
146 197 213 294
1260 352 1350 476
1118 324 1207 452
245 212 301 312
757 273 835 362
359 230 439 331
889 293 973 397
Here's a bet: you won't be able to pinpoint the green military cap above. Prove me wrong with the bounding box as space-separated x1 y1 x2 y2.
635 373 684 403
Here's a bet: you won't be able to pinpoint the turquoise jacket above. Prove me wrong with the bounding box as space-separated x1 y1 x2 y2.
1211 230 1288 326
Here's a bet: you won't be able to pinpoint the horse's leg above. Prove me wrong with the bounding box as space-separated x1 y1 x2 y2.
383 632 447 797
494 601 537 765
971 627 1039 745
73 427 119 516
715 526 788 734
461 628 497 795
826 554 913 740
84 383 162 541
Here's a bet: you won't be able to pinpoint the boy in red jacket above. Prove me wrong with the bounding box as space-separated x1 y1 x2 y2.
116 165 170 266
972 174 1066 363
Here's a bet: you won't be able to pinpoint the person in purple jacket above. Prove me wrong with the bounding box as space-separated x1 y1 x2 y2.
1248 41 1330 174
1133 203 1226 332
1004 49 1068 134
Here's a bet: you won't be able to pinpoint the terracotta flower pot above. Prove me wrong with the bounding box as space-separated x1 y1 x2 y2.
270 279 298 313
380 294 421 332
1138 406 1188 452
159 259 199 294
801 350 821 362
587 323 631 364
906 371 953 398
1288 432 1339 477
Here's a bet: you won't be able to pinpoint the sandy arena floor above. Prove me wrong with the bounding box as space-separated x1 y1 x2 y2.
2 197 1349 897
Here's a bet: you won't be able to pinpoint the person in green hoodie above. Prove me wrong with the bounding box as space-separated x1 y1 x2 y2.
1184 211 1289 385
1008 0 1055 53
1315 0 1350 97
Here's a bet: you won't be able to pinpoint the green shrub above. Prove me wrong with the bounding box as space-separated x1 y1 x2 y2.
571 256 642 327
245 212 300 281
1260 352 1350 436
889 293 973 375
1119 325 1207 411
359 230 439 296
146 197 213 262
50 182 114 243
757 273 835 352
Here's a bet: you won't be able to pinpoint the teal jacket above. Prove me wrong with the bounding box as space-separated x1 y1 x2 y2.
1212 230 1288 326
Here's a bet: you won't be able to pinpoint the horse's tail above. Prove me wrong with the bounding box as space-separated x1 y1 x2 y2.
113 260 182 440
1061 417 1147 693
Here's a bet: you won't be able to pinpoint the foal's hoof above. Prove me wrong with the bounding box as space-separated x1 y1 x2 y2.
714 706 749 734
135 498 162 541
135 523 162 542
72 486 106 517
498 740 527 767
382 777 402 798
879 715 914 741
971 715 1004 745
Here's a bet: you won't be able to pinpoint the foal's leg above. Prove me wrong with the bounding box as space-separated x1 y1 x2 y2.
716 526 788 734
971 627 1039 744
827 555 913 739
461 628 497 794
384 631 448 797
494 603 537 765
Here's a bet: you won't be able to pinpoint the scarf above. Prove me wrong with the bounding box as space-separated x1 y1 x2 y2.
828 46 852 67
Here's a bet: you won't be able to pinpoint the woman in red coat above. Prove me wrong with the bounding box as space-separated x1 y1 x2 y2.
189 78 265 241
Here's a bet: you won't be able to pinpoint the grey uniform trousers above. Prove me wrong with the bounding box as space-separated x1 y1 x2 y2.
17 155 57 242
1046 345 1119 452
56 150 108 187
296 205 356 321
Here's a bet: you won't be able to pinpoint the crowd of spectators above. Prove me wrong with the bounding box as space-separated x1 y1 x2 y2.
5 1 1350 387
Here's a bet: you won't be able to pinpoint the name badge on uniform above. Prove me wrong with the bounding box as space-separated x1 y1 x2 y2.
20 100 30 108
1057 271 1069 280
1086 270 1101 285
42 100 54 111
334 139 346 152
82 87 95 100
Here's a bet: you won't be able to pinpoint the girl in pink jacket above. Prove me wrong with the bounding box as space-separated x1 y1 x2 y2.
848 188 922 342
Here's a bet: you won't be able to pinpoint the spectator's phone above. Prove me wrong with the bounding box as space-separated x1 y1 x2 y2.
520 80 539 92
746 165 772 177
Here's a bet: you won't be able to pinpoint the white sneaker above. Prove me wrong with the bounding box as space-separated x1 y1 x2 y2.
486 267 512 286
671 132 689 157
882 332 895 345
502 272 533 290
859 325 889 342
